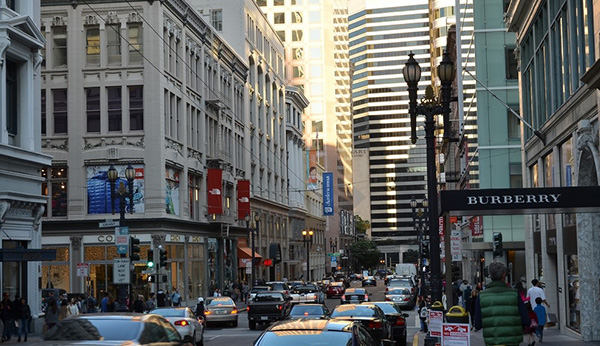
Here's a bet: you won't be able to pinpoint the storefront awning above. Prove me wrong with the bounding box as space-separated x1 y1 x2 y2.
0 248 57 262
238 247 262 260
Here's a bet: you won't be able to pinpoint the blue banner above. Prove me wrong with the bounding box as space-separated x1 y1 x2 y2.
323 172 334 216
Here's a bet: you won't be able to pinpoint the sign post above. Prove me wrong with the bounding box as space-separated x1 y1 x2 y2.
77 263 89 277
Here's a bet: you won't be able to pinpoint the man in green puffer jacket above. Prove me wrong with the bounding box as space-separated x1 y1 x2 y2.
474 261 530 346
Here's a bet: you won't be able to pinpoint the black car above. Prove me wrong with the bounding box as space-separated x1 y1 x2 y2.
289 304 329 319
341 288 369 304
362 276 377 287
253 318 395 346
329 304 393 343
366 301 409 346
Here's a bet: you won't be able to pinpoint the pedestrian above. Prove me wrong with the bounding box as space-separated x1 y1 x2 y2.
145 292 156 312
194 297 205 321
1 292 13 341
418 296 428 333
466 289 478 330
523 302 538 346
170 289 181 307
515 281 530 303
213 288 222 297
58 299 69 321
133 295 145 313
67 297 80 316
86 294 97 313
242 282 250 304
16 297 31 342
44 296 59 332
474 261 530 346
533 297 546 342
459 280 470 308
527 279 550 309
101 292 109 312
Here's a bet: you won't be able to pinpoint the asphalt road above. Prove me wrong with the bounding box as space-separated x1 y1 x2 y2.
203 279 422 346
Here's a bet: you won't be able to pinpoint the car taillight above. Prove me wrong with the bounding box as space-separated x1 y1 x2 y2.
277 305 283 310
404 297 410 301
341 294 346 300
231 309 238 314
174 320 188 326
364 294 368 301
368 321 382 329
204 311 212 315
385 296 391 301
385 287 388 293
247 307 250 311
395 318 405 326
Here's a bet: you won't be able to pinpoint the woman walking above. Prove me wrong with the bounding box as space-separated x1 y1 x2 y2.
44 297 59 332
16 298 31 342
67 298 80 317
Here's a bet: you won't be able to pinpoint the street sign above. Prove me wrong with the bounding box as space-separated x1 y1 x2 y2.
141 269 156 275
441 323 470 346
429 310 444 337
114 258 131 284
327 252 340 257
115 227 129 255
99 220 119 228
245 261 251 274
77 263 89 277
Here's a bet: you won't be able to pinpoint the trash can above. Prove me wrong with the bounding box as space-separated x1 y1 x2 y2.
446 305 470 323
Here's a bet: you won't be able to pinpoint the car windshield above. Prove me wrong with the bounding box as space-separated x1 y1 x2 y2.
291 306 325 316
152 309 185 317
207 297 234 306
389 280 412 287
255 293 284 302
388 288 411 295
373 303 400 314
258 330 352 346
331 306 376 318
295 285 317 293
269 283 287 291
44 318 141 341
251 287 270 293
345 289 366 295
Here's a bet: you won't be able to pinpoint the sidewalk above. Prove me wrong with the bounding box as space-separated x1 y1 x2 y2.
413 327 600 346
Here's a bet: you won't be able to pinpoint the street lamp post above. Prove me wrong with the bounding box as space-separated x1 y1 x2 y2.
302 230 314 281
107 163 136 312
253 213 260 287
404 51 456 304
411 196 429 297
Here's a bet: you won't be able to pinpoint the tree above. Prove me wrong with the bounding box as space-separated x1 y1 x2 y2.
349 239 381 270
402 249 419 264
354 215 370 235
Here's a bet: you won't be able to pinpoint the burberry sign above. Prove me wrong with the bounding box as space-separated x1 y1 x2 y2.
467 194 561 205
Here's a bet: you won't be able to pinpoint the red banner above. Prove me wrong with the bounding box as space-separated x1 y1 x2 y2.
207 169 223 214
237 180 250 220
470 216 483 237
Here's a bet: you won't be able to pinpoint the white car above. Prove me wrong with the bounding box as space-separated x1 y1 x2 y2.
290 284 323 304
151 307 204 346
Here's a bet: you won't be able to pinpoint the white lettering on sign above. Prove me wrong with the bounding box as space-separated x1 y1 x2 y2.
467 194 560 205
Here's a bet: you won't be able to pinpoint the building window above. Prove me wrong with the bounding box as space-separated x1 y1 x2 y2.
509 164 522 188
53 89 68 134
129 86 143 131
211 9 222 31
257 0 266 5
41 29 46 68
41 90 47 135
107 87 122 132
86 26 100 66
42 166 68 217
128 23 143 65
274 12 285 24
6 0 15 10
293 66 304 78
276 30 285 42
505 48 518 79
6 60 18 136
106 24 121 65
507 106 520 138
274 0 284 5
292 12 303 23
52 26 67 67
86 88 101 133
292 29 303 41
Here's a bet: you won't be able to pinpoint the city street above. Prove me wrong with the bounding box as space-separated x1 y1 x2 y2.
203 279 421 346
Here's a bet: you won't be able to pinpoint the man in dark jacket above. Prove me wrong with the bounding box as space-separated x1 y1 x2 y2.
474 261 530 346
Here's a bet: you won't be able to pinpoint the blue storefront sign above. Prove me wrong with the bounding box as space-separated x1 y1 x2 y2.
323 172 334 216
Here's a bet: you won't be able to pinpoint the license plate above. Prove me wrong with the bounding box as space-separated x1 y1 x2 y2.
350 300 359 304
215 309 226 314
261 316 268 320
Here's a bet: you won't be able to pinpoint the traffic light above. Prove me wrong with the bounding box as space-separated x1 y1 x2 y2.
421 240 430 258
130 237 141 261
147 249 154 268
159 248 167 268
493 232 503 258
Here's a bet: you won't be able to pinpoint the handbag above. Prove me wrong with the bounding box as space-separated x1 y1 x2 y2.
546 310 557 327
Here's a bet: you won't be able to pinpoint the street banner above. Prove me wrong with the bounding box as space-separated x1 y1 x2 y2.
307 150 318 190
207 169 223 214
323 172 334 215
429 310 444 337
451 230 462 261
470 216 483 237
441 323 470 346
237 180 250 219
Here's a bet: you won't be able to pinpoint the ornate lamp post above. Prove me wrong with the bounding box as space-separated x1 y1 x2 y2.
253 213 260 287
404 51 456 304
107 163 136 312
302 230 314 281
411 196 429 297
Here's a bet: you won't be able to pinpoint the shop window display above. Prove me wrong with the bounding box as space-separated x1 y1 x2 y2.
566 255 579 331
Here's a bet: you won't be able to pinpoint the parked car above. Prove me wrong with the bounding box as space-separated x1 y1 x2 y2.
366 302 409 346
247 291 293 330
150 307 204 346
289 304 330 319
36 313 194 346
253 318 395 346
385 287 415 309
341 288 370 305
250 286 271 301
326 282 345 299
204 297 239 327
330 303 393 343
362 276 377 287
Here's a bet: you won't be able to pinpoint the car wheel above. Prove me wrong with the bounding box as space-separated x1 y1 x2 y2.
327 295 331 299
249 320 257 330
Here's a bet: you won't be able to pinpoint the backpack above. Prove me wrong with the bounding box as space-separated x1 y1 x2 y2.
420 307 429 319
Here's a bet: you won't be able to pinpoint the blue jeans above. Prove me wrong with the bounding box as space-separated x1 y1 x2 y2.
2 319 11 340
535 325 544 340
420 318 428 332
17 318 28 339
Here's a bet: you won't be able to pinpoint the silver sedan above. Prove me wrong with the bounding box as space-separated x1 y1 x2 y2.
204 297 239 327
151 307 204 346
